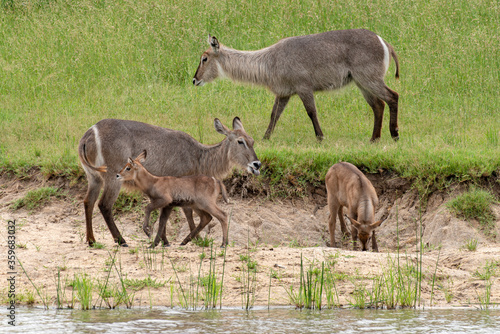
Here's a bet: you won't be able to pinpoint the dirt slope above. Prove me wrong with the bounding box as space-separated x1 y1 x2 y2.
1 172 499 308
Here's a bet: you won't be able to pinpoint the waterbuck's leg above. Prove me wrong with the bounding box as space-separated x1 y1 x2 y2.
210 207 229 247
83 175 103 246
348 211 359 251
180 210 213 246
371 231 379 252
358 86 386 142
385 87 399 141
327 201 339 248
184 208 208 241
143 198 169 237
263 95 291 140
98 182 127 246
360 82 399 141
142 202 157 238
337 206 349 239
297 91 324 141
151 207 172 248
182 207 196 232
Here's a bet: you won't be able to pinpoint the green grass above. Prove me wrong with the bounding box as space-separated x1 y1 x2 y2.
0 0 499 189
123 275 167 291
463 238 479 251
113 192 144 214
287 255 325 309
70 273 93 310
447 187 496 225
10 186 64 211
192 236 214 248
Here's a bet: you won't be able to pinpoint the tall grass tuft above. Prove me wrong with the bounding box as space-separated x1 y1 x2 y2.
95 248 126 309
476 280 493 310
202 243 223 309
55 268 67 309
324 263 341 308
239 253 258 310
140 241 165 271
463 238 479 251
286 254 324 310
72 273 93 310
376 255 419 309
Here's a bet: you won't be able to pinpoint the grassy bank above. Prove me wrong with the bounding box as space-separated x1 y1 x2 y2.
0 0 498 187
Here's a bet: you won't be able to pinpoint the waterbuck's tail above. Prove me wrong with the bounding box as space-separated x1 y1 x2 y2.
217 179 229 203
79 143 107 173
388 43 400 79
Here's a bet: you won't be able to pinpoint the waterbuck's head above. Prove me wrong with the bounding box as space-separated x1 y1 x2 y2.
216 117 261 176
193 35 221 86
345 215 383 251
116 150 147 182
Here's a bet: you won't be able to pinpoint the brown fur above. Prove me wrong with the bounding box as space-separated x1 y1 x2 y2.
193 30 400 141
325 162 382 252
117 150 230 248
78 117 260 247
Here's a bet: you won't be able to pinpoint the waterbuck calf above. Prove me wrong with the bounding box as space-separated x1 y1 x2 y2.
325 162 382 252
117 151 229 248
193 29 400 141
78 117 261 247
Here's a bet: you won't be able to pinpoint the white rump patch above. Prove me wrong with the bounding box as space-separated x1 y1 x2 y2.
92 125 105 168
377 35 390 74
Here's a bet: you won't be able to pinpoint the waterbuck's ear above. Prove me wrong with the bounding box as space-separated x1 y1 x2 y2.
345 214 361 229
232 117 244 131
127 157 134 164
208 34 219 53
370 220 383 229
136 150 147 163
214 118 230 136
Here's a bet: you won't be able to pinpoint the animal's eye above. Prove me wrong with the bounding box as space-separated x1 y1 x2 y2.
125 167 131 171
238 139 244 145
202 56 208 63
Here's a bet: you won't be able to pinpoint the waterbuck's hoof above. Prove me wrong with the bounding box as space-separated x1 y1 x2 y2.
120 243 129 247
392 135 400 142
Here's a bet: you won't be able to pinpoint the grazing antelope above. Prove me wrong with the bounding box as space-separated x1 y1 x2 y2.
193 29 400 141
325 162 382 252
78 117 261 247
116 150 229 248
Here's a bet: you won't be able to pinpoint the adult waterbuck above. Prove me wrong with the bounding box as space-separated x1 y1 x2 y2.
116 151 230 248
193 29 400 141
78 117 261 247
325 162 382 252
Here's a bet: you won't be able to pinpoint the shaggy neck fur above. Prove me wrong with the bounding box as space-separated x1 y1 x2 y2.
217 45 273 86
197 139 234 180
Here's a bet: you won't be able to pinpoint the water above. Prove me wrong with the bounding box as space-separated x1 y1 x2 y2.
2 307 499 333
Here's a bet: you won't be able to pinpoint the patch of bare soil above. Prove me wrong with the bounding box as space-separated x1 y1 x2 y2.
1 173 499 308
